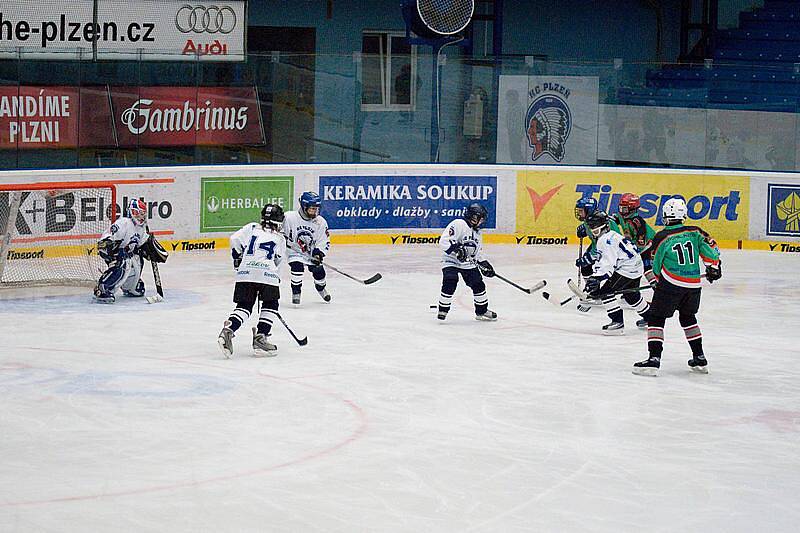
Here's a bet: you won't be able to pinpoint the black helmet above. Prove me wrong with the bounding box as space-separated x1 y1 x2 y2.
464 203 488 229
585 212 610 238
261 203 285 231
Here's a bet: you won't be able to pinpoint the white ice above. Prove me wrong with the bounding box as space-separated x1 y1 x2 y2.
1 244 799 532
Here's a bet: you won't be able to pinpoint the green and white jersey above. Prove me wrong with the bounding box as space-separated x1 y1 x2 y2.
651 223 720 288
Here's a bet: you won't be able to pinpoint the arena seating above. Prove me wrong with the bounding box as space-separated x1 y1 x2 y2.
618 0 800 111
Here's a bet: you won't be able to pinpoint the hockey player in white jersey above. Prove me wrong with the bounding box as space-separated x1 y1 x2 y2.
282 191 331 305
218 204 287 358
437 203 497 321
583 213 650 335
93 198 167 303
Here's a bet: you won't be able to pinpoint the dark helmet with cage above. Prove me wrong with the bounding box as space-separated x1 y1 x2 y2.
575 197 598 221
618 193 641 219
261 203 285 231
585 212 610 239
299 191 321 219
463 203 488 229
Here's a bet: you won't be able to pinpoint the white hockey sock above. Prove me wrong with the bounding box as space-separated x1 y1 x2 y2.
228 307 251 331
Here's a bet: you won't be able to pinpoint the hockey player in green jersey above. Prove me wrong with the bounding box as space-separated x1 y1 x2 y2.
633 197 722 376
613 193 657 283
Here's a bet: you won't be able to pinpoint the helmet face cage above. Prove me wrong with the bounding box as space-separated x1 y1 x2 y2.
300 191 321 219
618 194 640 218
464 203 488 229
129 199 147 225
586 213 609 238
574 198 597 221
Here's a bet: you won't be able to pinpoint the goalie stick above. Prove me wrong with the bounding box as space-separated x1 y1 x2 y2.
263 309 308 346
145 225 164 304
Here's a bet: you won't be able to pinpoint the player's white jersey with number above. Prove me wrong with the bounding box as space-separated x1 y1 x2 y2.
230 223 286 286
440 218 486 269
100 217 149 253
282 211 330 265
593 230 644 280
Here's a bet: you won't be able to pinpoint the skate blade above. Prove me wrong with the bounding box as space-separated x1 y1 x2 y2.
475 315 498 322
92 297 115 304
632 367 659 377
252 347 278 358
602 328 625 336
217 339 233 359
689 366 709 374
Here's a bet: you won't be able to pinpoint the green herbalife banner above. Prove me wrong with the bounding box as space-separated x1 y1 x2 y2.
200 176 294 232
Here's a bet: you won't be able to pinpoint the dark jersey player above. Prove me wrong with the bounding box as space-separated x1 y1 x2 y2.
612 193 657 284
633 198 722 376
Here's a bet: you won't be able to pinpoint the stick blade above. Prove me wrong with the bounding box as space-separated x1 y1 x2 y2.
525 280 547 294
363 273 382 285
146 295 163 304
297 337 309 346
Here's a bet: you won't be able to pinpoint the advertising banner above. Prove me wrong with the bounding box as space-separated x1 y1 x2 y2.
766 183 800 238
0 0 246 61
320 175 498 230
200 176 294 233
516 169 750 241
497 76 599 165
112 86 264 147
0 86 114 149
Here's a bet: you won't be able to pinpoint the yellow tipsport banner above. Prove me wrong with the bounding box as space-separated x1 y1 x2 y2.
516 170 750 241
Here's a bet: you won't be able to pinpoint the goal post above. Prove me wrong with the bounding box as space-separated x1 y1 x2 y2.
0 181 117 288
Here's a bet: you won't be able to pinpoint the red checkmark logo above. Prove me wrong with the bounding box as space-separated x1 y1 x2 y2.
526 184 564 220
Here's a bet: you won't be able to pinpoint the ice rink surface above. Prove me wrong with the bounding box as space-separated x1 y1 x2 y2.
1 244 799 532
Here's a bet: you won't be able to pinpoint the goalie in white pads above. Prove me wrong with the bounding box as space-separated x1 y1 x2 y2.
93 199 167 303
583 213 650 335
218 204 287 358
437 203 497 321
283 191 331 305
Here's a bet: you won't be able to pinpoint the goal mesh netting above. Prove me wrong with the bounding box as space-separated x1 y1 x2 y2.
0 182 116 288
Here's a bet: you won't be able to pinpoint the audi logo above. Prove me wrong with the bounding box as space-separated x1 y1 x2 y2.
175 5 237 34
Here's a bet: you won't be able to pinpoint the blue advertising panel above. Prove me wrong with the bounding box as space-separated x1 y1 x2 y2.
767 183 800 237
320 176 498 230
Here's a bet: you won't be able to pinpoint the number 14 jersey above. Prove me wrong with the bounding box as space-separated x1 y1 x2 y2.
230 223 287 287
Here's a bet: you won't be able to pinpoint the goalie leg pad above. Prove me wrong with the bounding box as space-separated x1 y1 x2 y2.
120 256 145 296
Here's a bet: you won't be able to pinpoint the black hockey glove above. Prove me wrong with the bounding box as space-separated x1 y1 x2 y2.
311 248 325 265
232 249 242 269
97 238 120 264
706 261 722 283
477 260 495 278
575 249 597 269
576 223 588 239
445 242 468 262
584 276 602 298
140 234 168 263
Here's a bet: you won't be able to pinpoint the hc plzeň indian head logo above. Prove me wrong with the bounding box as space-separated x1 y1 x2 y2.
767 184 800 237
525 95 572 162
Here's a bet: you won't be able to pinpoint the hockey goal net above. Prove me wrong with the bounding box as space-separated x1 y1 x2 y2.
0 181 117 288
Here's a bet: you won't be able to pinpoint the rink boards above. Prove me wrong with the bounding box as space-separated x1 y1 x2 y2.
1 164 799 259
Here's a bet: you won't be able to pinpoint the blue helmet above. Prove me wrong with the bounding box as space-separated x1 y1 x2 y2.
464 203 488 229
299 191 321 218
574 197 598 221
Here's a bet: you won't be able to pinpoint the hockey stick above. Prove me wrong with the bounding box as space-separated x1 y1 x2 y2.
493 274 546 295
324 263 382 285
541 291 576 307
577 236 584 287
567 278 655 305
264 309 308 346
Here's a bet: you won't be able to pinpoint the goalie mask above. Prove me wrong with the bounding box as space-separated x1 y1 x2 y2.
129 198 147 226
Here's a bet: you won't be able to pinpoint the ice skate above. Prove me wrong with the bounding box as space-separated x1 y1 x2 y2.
632 355 661 376
252 327 278 357
437 307 448 321
688 354 708 374
122 280 145 297
636 318 647 329
475 309 498 321
602 321 625 335
218 325 234 359
317 286 331 302
291 293 301 305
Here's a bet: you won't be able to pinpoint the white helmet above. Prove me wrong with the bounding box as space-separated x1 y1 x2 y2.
662 197 687 223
